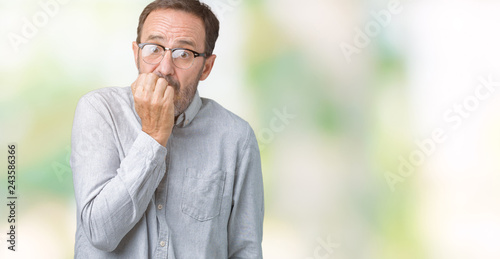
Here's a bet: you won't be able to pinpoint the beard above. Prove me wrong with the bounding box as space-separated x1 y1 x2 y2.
138 59 204 117
159 70 202 117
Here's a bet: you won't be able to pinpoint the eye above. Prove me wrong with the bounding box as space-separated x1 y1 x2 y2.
145 45 162 55
174 50 192 59
151 46 160 53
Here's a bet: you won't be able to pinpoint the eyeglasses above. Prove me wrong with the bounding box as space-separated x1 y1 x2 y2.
138 43 207 69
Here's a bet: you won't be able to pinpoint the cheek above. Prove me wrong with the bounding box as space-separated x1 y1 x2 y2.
176 71 190 86
184 63 204 81
139 61 158 74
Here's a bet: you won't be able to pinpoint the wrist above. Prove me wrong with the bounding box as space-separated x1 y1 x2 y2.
143 130 169 147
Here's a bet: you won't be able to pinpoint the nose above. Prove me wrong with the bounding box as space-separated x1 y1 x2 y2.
155 50 175 76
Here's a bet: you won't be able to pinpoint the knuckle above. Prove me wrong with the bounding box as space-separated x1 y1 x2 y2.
148 73 158 80
157 78 167 85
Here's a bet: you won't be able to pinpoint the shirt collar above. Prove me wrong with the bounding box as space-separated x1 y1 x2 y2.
174 90 202 128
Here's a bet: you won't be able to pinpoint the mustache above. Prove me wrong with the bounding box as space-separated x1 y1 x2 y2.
156 74 180 90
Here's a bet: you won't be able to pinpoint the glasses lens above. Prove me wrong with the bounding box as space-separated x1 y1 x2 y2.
142 44 164 64
172 49 194 69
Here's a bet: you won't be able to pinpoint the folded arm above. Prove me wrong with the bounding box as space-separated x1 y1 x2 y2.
71 95 167 252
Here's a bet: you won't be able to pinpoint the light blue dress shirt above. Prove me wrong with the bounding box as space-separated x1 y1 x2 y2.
70 86 264 258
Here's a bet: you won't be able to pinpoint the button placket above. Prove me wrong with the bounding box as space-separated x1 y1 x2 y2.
154 139 172 258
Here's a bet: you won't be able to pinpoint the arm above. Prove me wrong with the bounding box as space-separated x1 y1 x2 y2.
227 125 265 259
71 95 167 252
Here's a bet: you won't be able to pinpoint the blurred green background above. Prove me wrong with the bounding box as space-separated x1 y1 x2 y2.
2 0 500 258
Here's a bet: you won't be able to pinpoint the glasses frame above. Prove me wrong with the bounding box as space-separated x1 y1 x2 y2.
138 42 207 69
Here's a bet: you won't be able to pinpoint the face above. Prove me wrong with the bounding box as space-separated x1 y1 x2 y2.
133 9 216 116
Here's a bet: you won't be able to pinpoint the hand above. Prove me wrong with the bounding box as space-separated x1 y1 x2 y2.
131 73 175 147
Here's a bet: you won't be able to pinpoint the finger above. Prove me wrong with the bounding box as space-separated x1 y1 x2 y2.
153 78 167 102
144 73 158 94
164 84 175 101
133 74 147 96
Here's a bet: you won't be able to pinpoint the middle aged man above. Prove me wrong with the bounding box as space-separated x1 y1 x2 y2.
70 0 264 258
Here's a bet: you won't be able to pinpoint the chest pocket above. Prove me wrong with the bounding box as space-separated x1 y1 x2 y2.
181 168 226 221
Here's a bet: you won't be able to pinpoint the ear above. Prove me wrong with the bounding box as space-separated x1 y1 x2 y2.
199 54 216 81
132 41 140 69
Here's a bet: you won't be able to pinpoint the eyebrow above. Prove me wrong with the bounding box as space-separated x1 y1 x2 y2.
176 39 195 48
144 35 196 49
145 35 165 41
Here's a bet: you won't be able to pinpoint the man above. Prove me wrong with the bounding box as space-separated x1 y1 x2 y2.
70 0 264 258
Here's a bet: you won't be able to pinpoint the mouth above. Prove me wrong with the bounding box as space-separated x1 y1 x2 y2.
162 76 180 91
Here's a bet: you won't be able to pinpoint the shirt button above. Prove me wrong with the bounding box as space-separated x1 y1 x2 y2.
160 241 166 247
157 204 163 210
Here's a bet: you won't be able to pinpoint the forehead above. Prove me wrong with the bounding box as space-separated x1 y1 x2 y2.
141 9 205 49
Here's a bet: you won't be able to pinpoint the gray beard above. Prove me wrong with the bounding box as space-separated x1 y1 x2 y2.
137 59 204 117
170 71 201 117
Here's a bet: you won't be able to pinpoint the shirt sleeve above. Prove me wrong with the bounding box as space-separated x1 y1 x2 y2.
227 124 265 259
70 94 167 252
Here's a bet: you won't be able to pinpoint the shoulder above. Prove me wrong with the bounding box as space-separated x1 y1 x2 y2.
75 86 133 117
199 98 250 129
198 98 257 150
78 87 132 107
